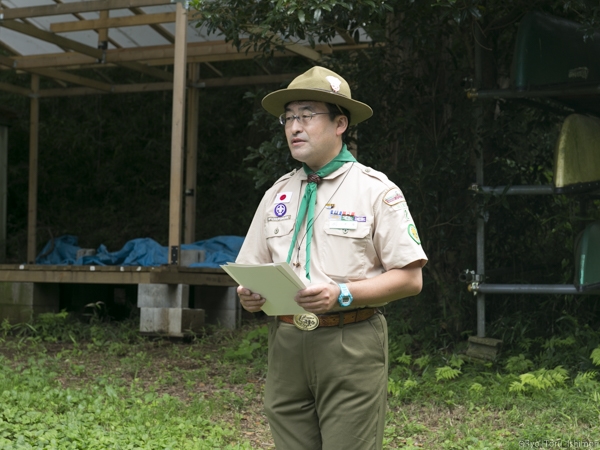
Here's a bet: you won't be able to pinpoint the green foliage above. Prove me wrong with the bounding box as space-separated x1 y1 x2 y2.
192 0 391 54
224 325 268 363
504 354 534 374
509 366 569 393
3 0 600 353
592 346 600 366
436 365 462 381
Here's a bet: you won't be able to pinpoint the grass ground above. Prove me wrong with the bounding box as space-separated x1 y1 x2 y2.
0 313 599 449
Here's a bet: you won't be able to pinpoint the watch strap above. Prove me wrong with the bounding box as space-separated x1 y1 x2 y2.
338 283 353 307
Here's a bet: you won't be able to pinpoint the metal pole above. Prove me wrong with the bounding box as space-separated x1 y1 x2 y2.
477 185 555 195
27 74 40 264
474 24 486 338
0 125 7 263
468 85 600 100
476 284 584 295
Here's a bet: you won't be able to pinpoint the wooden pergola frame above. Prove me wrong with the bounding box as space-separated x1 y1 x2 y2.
0 0 369 282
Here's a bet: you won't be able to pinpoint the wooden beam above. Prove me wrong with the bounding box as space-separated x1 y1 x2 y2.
168 1 187 265
97 10 110 44
50 12 177 33
198 73 297 88
27 75 40 264
335 27 356 45
118 61 173 81
0 264 235 285
184 63 199 244
1 19 173 82
37 82 174 97
8 41 355 71
0 0 171 20
34 74 298 97
0 20 104 60
0 54 16 69
247 27 322 61
130 6 174 44
30 68 113 91
0 82 31 96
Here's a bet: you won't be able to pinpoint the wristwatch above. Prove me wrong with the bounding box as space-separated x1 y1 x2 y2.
338 283 353 307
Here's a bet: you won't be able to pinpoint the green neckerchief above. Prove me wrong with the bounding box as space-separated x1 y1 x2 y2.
286 144 357 280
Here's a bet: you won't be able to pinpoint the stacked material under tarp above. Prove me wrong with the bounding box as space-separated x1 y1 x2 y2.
35 235 244 268
553 114 600 194
511 11 600 115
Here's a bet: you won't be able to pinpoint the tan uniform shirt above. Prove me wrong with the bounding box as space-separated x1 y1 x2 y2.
236 161 428 305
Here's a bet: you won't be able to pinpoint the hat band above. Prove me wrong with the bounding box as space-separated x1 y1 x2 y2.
288 87 351 99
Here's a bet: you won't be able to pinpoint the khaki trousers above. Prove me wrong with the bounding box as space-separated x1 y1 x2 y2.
264 312 388 450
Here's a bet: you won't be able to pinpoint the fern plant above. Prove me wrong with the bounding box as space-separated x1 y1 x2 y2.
591 346 600 366
509 366 569 393
436 365 462 382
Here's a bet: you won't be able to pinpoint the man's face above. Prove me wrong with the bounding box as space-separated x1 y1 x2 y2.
283 101 348 171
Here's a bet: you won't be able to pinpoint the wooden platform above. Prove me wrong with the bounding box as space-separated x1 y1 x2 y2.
0 264 236 286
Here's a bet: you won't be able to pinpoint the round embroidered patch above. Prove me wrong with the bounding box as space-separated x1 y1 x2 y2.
274 203 287 217
408 224 421 245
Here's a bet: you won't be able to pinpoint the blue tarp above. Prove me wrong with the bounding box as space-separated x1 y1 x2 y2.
35 235 244 268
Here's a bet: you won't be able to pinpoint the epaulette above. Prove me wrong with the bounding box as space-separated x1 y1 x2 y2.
273 168 298 185
360 165 394 188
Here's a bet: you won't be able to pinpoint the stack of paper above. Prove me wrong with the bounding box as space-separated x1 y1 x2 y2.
221 262 307 315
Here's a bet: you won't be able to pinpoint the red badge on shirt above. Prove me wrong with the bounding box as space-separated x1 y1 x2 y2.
275 192 292 203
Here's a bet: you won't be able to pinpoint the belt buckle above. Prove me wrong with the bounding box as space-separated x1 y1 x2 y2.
293 313 319 331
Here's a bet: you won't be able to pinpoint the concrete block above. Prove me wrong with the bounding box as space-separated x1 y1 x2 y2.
194 285 240 329
139 307 205 336
466 336 503 361
181 308 205 334
140 307 169 333
0 282 59 323
137 283 189 308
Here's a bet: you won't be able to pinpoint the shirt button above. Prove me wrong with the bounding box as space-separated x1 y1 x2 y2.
274 228 279 234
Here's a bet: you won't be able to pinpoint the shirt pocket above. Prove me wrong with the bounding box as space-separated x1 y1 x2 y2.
320 218 372 280
265 218 295 262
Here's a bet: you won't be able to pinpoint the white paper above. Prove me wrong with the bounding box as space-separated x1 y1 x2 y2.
221 262 306 315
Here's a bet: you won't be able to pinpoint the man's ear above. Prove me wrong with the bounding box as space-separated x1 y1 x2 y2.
336 115 349 136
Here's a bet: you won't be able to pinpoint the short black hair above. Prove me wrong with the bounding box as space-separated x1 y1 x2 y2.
324 103 352 124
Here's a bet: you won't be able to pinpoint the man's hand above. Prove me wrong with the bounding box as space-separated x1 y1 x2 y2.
237 286 266 313
295 283 341 314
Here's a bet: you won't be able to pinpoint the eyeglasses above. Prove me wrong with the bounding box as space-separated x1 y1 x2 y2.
279 112 329 126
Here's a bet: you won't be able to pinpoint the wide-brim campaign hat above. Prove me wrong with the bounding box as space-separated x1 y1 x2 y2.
261 66 373 125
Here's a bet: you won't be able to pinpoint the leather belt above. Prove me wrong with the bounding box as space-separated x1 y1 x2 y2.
278 308 376 331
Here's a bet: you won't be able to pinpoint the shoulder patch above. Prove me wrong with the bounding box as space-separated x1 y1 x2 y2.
408 224 421 245
383 188 405 206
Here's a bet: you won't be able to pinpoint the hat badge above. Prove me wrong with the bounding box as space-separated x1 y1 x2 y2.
326 76 341 93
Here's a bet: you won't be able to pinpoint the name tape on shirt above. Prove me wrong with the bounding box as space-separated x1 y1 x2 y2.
329 221 358 230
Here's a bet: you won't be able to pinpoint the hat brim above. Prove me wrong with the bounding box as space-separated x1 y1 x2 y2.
262 88 373 126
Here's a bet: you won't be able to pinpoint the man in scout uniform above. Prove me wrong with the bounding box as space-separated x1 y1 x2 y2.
236 66 427 450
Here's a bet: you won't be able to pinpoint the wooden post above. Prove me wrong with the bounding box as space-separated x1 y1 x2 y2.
0 124 7 263
27 75 40 264
97 10 109 50
184 63 199 244
168 1 188 264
